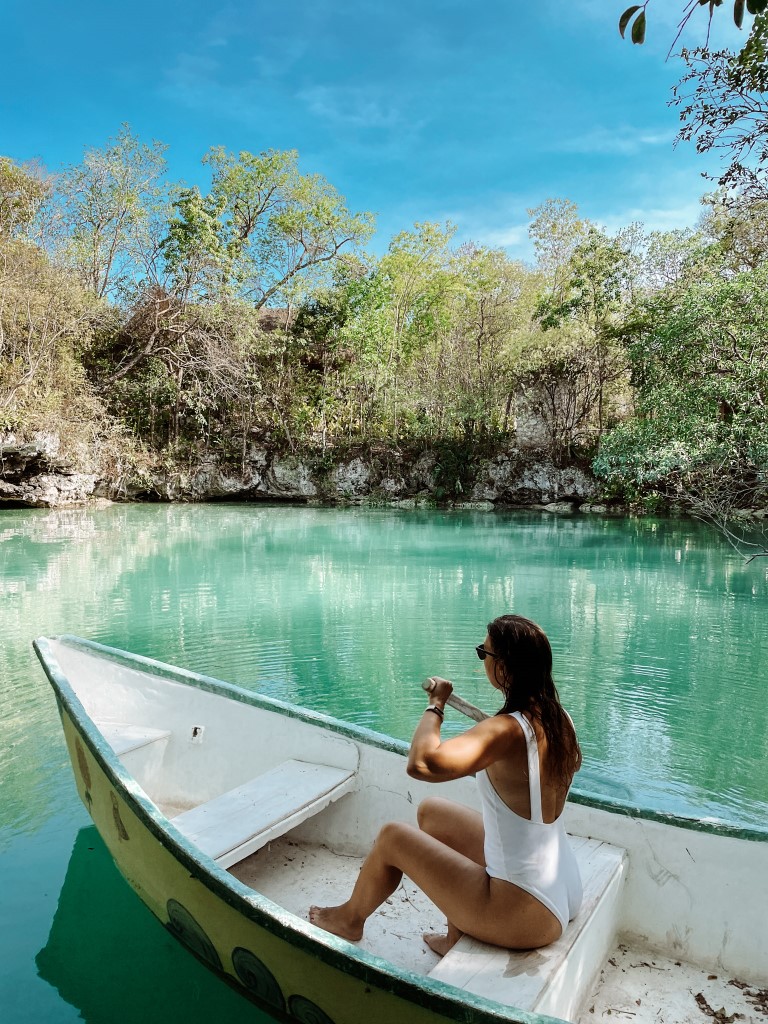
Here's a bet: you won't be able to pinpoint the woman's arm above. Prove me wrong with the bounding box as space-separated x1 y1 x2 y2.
406 677 517 782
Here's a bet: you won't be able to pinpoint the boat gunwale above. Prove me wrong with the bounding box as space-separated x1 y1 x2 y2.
39 634 768 845
34 633 554 1024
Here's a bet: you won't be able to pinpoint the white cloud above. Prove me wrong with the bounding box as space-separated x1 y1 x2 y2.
162 53 223 103
556 125 675 156
478 224 529 249
297 85 403 130
436 175 710 266
437 198 534 259
596 199 704 236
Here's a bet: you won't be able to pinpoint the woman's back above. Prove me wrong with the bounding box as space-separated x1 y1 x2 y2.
485 710 578 824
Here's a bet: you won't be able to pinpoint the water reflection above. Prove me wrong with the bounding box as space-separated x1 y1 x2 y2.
2 504 767 828
36 827 269 1024
3 503 767 1024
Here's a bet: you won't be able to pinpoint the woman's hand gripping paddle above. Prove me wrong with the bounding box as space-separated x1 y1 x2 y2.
422 677 488 723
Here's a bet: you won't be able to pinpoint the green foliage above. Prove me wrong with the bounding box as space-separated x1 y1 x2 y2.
430 439 497 499
4 125 767 520
534 226 632 331
618 1 767 50
163 147 375 309
595 262 768 504
0 158 49 239
0 234 126 462
56 125 170 301
525 212 633 459
161 187 231 302
673 41 768 202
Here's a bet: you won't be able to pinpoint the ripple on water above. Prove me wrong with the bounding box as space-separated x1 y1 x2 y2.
3 504 767 832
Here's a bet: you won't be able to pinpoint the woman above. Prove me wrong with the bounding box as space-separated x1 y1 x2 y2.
309 614 582 954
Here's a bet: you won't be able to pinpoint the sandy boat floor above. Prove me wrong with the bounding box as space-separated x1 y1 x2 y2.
583 944 767 1024
231 836 446 976
231 838 767 1024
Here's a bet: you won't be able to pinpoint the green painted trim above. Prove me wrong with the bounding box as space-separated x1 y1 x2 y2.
566 789 768 843
33 635 548 1024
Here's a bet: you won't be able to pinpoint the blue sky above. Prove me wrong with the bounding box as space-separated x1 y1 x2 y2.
2 0 747 260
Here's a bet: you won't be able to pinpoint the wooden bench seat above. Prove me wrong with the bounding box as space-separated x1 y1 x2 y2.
428 834 626 1023
102 723 172 756
171 759 357 869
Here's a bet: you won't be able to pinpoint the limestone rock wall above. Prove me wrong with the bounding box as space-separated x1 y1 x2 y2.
470 453 596 505
1 434 606 512
0 438 98 508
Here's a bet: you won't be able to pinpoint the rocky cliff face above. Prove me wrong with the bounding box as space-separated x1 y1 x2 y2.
470 452 597 507
0 438 98 508
0 435 603 511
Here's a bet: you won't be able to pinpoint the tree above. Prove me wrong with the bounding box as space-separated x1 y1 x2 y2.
56 126 170 301
699 189 768 270
620 2 768 234
672 37 768 202
522 210 633 457
516 329 614 464
638 226 708 290
594 262 768 548
160 187 231 305
0 237 98 440
107 299 263 454
406 244 534 443
94 146 374 436
334 222 459 438
0 158 50 240
527 199 589 312
161 148 374 308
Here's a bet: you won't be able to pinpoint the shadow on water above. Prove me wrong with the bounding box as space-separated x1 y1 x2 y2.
36 827 273 1024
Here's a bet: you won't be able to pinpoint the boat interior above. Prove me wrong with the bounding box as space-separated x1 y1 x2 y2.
46 638 768 1024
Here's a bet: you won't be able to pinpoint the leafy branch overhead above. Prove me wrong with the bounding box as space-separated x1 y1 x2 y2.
619 0 768 49
618 1 768 203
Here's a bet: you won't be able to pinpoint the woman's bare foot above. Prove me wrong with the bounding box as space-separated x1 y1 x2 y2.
308 904 364 942
423 931 461 957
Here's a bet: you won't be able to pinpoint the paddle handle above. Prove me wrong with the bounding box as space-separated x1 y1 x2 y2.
422 678 488 723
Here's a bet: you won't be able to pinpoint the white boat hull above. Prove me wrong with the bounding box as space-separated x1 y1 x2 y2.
34 635 768 1024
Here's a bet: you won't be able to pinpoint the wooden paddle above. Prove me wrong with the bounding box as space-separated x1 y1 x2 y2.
422 677 488 723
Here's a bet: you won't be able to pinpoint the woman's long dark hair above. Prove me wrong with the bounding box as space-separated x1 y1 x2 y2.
487 614 580 788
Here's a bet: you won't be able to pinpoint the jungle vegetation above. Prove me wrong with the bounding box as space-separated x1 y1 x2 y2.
1 125 766 522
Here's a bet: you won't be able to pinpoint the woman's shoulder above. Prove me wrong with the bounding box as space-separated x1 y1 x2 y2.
476 711 530 753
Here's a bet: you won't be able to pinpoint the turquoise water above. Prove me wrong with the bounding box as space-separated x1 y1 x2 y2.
2 504 767 1022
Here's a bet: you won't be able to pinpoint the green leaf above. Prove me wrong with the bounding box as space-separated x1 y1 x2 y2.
631 9 647 43
734 0 745 27
619 4 642 37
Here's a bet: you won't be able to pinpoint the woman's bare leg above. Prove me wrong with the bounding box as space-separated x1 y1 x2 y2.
309 802 484 944
416 798 485 955
417 797 485 864
309 821 410 940
309 818 561 949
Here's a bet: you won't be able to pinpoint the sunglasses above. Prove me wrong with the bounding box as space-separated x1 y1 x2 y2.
475 645 496 660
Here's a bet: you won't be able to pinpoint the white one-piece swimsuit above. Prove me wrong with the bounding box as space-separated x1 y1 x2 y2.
476 710 582 934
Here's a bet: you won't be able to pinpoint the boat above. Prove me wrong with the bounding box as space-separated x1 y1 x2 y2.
34 634 768 1024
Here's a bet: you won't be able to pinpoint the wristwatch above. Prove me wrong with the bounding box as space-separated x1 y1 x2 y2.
425 704 444 720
